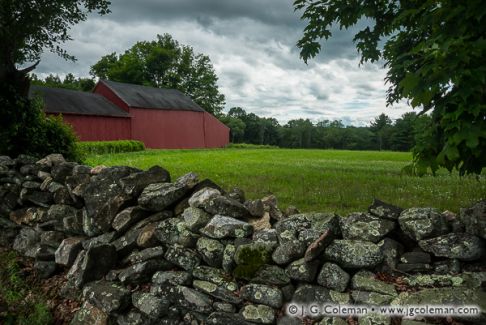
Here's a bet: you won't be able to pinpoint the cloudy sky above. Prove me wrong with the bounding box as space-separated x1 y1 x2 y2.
36 0 411 125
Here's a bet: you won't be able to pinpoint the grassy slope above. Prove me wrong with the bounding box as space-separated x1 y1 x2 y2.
85 148 485 215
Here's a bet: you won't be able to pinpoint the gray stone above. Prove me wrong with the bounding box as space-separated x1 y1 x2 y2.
33 243 57 260
40 230 65 246
272 240 305 265
275 213 340 236
318 317 348 325
183 207 212 231
188 187 221 208
324 240 384 269
351 291 395 305
119 259 173 284
155 218 198 247
55 237 84 266
251 265 291 286
285 258 319 282
49 204 79 222
359 313 391 325
196 237 225 267
368 198 403 220
351 271 397 296
132 291 169 319
222 244 236 273
152 271 192 286
400 251 431 264
112 206 149 234
63 210 85 235
213 302 236 313
82 231 116 250
202 195 250 219
460 200 486 239
13 227 39 255
376 238 404 272
240 283 283 308
292 285 331 304
245 199 265 217
10 207 48 225
116 310 147 325
193 280 242 304
192 266 238 291
83 280 131 314
136 222 159 248
70 301 108 325
254 229 279 248
207 312 252 325
51 161 76 183
122 246 165 265
67 244 117 288
201 215 253 239
340 212 395 243
419 233 485 261
317 263 350 292
240 304 275 324
164 244 201 271
396 263 433 273
398 207 449 241
120 165 171 197
138 182 188 211
166 285 214 314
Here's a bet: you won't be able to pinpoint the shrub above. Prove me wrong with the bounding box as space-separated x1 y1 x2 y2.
78 140 145 155
227 143 279 149
0 86 81 161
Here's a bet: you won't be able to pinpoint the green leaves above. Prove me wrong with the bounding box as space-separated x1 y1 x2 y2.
295 0 486 175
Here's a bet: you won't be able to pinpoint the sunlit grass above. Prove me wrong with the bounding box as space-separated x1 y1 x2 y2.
85 148 485 215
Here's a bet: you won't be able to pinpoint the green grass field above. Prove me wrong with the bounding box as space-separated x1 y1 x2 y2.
85 148 485 215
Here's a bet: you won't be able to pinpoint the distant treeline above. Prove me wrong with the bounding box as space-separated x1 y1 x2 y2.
31 74 428 152
220 107 431 152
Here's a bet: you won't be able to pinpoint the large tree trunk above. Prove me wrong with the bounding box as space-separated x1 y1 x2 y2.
0 59 39 98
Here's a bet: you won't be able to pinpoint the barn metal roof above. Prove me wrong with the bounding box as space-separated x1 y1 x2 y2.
101 80 205 112
29 85 130 117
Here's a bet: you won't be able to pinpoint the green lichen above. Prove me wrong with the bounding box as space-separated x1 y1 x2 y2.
233 244 272 280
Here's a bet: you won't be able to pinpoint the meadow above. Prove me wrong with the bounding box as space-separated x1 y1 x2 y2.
85 148 485 215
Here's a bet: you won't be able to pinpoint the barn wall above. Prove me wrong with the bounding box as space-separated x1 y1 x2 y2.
203 112 230 148
49 113 131 141
93 82 130 113
130 108 207 149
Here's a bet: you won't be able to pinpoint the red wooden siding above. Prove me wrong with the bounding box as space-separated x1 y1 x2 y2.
93 82 130 113
49 113 131 141
204 112 230 148
130 108 207 149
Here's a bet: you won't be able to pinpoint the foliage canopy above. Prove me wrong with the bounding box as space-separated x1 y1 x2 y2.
294 0 486 175
90 34 225 116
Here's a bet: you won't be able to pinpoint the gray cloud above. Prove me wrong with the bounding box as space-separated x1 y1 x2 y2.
36 1 411 125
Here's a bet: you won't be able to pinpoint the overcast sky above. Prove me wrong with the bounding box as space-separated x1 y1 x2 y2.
36 0 411 125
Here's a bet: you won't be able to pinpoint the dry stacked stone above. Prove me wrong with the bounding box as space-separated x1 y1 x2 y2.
0 154 485 325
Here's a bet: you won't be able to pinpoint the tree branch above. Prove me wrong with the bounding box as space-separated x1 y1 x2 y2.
19 60 40 74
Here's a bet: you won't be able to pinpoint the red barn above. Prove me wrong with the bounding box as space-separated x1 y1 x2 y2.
29 80 230 149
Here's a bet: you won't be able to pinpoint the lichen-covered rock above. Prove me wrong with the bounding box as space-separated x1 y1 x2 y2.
240 304 275 324
292 284 331 303
55 236 84 266
132 291 169 319
112 207 149 234
275 213 340 237
398 207 449 241
418 233 485 261
120 166 171 197
207 312 252 325
164 244 201 271
34 260 56 279
340 212 395 243
351 271 397 296
83 280 131 314
118 259 173 284
376 238 403 272
234 242 273 279
400 251 431 264
13 227 39 255
136 222 159 248
188 187 221 208
155 218 198 247
359 313 391 325
317 263 350 292
240 283 283 308
193 280 242 304
122 246 165 265
71 301 108 325
115 310 147 325
251 265 290 286
183 207 212 231
368 199 403 220
272 240 305 265
192 266 238 291
201 215 253 239
152 271 192 286
222 244 236 273
460 200 486 239
196 237 225 267
351 291 395 305
196 193 250 219
165 285 214 314
245 199 265 217
324 240 383 269
253 229 279 248
10 207 48 225
285 258 319 282
138 182 188 212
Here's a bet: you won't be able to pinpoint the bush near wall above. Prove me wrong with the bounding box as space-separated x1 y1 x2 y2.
226 143 279 149
77 140 145 155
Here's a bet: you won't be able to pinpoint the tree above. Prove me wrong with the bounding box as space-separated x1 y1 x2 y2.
390 112 418 152
294 1 486 174
0 0 109 160
31 73 96 92
90 34 225 116
370 113 393 151
219 115 246 143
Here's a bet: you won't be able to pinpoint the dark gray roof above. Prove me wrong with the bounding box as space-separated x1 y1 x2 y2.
29 85 130 117
101 80 205 112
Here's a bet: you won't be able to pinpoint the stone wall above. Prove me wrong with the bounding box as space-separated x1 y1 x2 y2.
0 154 485 325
